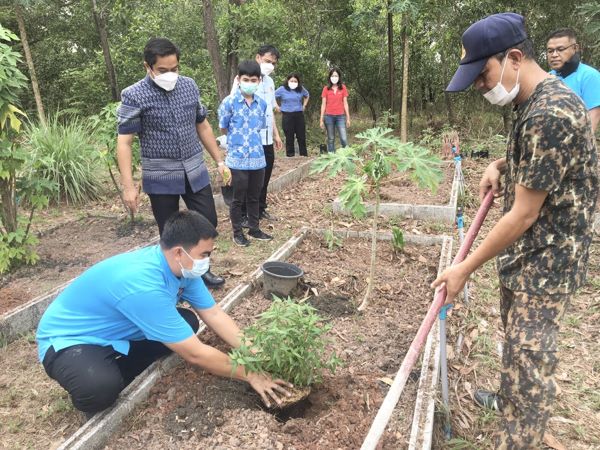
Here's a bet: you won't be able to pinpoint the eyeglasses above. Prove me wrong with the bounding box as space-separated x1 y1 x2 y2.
546 43 577 55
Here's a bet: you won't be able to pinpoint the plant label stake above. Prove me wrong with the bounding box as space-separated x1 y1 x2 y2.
439 303 453 440
361 190 494 450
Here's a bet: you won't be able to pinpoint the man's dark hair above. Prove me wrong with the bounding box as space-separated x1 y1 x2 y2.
285 72 303 92
144 38 180 68
493 38 536 61
257 44 280 61
327 67 344 90
160 210 218 250
547 28 577 42
238 60 261 78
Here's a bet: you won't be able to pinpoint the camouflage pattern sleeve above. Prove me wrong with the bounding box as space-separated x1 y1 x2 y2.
515 115 572 193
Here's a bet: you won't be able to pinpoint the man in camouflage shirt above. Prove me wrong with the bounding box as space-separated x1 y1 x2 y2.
432 13 598 448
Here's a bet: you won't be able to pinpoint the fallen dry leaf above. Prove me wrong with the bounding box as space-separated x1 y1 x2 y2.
377 377 394 386
543 433 566 450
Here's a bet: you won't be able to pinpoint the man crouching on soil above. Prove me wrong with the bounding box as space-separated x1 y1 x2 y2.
36 210 291 418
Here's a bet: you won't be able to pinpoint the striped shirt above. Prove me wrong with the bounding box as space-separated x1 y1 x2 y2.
117 75 210 195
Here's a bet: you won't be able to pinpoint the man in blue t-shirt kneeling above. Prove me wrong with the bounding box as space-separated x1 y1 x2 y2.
36 210 291 417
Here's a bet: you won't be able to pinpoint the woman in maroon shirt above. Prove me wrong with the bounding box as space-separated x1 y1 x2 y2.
319 68 350 152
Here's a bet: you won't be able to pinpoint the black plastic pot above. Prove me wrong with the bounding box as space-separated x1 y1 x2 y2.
261 261 304 299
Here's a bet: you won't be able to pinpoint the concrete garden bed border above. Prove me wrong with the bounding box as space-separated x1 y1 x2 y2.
332 161 461 224
0 158 315 345
58 227 451 450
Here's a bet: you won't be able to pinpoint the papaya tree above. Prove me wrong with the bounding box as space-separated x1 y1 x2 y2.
311 127 441 311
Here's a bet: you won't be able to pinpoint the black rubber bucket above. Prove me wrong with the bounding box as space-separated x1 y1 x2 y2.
261 261 304 299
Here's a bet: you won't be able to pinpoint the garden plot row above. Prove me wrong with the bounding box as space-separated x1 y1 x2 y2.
1 155 460 449
59 229 451 450
0 157 315 345
333 161 461 224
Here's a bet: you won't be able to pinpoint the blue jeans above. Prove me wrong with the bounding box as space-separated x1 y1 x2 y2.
324 114 348 152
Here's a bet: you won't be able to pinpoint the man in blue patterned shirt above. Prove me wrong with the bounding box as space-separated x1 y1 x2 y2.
117 38 229 288
219 61 273 247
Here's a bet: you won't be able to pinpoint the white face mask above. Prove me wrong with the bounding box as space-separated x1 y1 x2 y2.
330 76 339 85
152 71 178 91
260 62 275 76
483 57 520 106
179 248 210 279
288 81 298 90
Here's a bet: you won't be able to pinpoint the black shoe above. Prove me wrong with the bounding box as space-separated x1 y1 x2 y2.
202 269 225 288
259 210 272 220
233 233 250 247
474 389 502 412
248 229 273 241
241 217 250 229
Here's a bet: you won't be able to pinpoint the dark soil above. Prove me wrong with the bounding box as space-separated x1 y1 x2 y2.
105 236 442 449
0 217 157 314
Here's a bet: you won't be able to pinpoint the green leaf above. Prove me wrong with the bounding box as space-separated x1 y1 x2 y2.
339 176 368 218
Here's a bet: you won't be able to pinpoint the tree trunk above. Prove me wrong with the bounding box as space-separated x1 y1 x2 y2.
90 0 119 101
444 92 456 126
14 4 45 126
400 15 410 143
0 175 18 234
358 184 380 312
202 0 229 100
387 1 394 117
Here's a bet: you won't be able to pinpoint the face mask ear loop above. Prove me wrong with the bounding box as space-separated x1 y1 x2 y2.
499 55 508 84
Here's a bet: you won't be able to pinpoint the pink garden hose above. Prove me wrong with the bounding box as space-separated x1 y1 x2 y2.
361 190 495 450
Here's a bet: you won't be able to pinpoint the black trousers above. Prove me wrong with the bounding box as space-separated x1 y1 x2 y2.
282 111 307 156
42 308 199 414
148 177 217 235
230 168 265 235
243 145 274 216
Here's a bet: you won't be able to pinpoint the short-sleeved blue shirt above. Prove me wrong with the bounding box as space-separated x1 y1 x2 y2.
550 62 600 111
275 86 310 112
218 90 267 170
36 245 215 362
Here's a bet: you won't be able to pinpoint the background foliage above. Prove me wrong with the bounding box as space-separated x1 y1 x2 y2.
1 0 598 131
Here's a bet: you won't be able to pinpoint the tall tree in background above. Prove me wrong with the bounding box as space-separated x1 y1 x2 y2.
13 1 45 125
202 0 229 100
400 13 409 142
225 0 244 89
90 0 119 101
387 0 395 115
390 0 418 142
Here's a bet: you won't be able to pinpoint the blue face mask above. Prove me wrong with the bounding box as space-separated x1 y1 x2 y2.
179 248 210 279
240 81 259 95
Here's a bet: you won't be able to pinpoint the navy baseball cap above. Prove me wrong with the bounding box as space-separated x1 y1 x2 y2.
446 13 527 92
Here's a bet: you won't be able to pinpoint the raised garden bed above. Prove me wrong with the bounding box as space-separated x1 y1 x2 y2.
332 161 461 224
67 229 450 450
0 158 314 344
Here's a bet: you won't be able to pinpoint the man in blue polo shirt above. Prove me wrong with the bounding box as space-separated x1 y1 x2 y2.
37 211 291 417
547 28 600 132
116 37 229 288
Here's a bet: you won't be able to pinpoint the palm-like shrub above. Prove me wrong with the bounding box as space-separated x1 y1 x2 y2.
25 114 102 204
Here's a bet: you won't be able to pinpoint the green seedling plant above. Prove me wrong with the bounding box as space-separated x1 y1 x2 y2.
323 227 343 251
311 127 442 310
229 297 341 388
0 25 55 273
391 226 405 254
